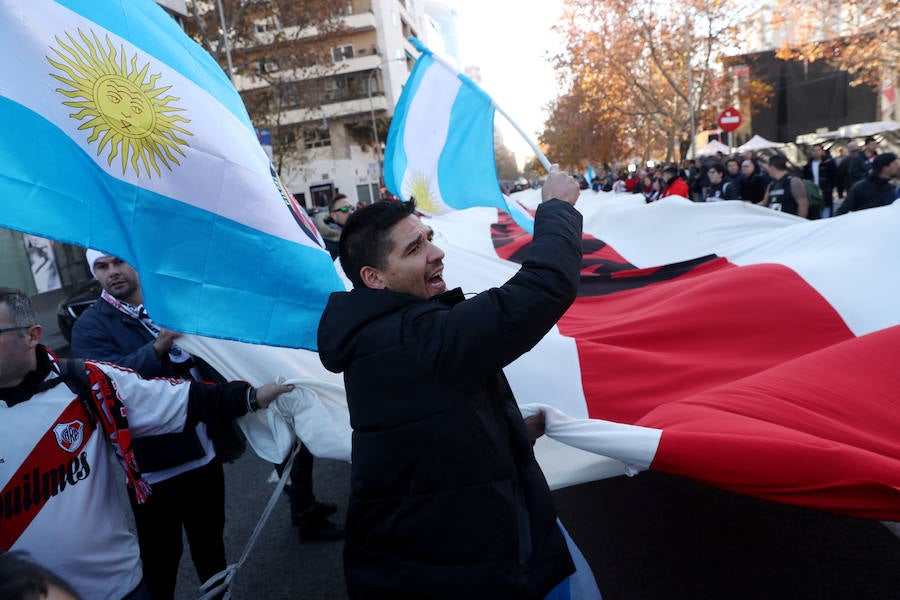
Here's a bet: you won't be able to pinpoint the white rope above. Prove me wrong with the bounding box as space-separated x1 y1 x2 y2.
196 444 300 600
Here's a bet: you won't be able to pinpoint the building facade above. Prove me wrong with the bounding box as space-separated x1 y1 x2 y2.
231 0 428 210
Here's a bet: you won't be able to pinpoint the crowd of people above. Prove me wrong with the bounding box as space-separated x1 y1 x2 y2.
584 136 900 219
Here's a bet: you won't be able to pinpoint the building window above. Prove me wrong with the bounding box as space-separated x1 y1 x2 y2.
257 57 279 74
303 127 331 149
254 18 279 34
275 128 297 147
332 44 354 62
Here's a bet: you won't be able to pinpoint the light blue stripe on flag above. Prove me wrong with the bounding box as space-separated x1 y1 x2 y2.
0 96 341 348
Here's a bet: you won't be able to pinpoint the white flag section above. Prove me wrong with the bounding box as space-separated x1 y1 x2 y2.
181 192 900 520
0 0 342 349
383 38 535 232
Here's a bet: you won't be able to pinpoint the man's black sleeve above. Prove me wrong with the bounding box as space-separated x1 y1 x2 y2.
184 380 252 427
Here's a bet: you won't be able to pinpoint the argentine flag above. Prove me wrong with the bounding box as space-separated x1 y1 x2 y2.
0 0 342 349
384 38 535 232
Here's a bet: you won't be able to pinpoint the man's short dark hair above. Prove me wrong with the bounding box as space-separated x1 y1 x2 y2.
725 157 739 167
662 165 678 177
870 152 897 175
0 287 37 327
708 163 726 176
0 551 83 600
767 154 788 171
328 193 349 213
339 199 418 289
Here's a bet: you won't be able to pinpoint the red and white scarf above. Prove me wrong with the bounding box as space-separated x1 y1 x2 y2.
101 290 190 364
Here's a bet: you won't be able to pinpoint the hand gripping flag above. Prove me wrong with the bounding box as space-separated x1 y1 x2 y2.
383 38 535 232
183 193 900 520
0 0 343 349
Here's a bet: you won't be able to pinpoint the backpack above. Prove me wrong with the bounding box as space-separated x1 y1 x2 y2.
785 175 823 207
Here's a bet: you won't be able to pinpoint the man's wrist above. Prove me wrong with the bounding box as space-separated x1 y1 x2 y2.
246 387 260 412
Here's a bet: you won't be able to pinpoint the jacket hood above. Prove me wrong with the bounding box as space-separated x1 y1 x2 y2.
317 287 464 373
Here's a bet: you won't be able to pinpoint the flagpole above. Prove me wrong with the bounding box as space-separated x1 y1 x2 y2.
493 104 553 173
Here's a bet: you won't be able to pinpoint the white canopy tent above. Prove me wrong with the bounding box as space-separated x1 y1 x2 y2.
737 134 783 152
696 140 731 156
837 120 900 139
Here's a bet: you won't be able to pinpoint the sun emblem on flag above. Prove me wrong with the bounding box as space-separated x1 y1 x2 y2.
406 171 444 215
46 30 192 177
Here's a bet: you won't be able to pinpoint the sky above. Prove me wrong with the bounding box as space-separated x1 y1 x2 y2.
451 0 567 169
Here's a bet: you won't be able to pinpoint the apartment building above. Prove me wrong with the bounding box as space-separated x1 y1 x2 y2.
233 0 429 210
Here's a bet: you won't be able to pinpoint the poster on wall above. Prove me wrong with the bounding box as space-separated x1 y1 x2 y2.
22 234 62 293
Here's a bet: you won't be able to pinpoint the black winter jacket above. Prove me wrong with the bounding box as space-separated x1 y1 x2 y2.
836 174 896 215
318 200 582 599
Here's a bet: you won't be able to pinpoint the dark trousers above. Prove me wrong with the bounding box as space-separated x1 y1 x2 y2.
276 442 315 508
128 459 227 600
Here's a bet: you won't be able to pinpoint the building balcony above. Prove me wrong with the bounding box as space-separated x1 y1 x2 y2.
245 11 376 47
278 94 391 125
234 54 389 92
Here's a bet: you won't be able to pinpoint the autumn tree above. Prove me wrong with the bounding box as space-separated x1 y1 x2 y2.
184 1 347 176
546 0 771 164
771 0 899 92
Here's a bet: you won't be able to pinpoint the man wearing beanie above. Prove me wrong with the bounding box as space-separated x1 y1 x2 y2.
71 251 232 599
836 152 899 215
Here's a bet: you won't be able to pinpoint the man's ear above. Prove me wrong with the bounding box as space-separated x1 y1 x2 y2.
26 325 43 348
360 266 387 290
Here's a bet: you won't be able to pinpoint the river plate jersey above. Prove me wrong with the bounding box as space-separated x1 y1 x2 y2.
0 353 194 600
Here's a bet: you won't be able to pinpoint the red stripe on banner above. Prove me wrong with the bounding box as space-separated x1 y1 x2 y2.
643 325 900 519
557 260 854 424
0 399 96 551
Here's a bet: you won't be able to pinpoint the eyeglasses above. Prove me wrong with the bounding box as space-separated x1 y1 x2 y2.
0 325 33 334
332 206 355 214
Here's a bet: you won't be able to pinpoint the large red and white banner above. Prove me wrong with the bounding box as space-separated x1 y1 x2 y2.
183 191 900 520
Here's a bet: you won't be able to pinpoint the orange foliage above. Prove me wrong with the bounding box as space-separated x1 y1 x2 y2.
771 0 899 89
544 0 771 163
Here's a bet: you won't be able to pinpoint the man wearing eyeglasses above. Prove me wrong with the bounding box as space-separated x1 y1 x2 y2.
314 194 356 259
0 287 291 600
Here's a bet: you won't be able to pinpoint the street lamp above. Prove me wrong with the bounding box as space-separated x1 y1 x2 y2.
367 58 406 190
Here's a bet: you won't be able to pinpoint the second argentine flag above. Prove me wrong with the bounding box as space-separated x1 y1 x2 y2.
384 39 534 231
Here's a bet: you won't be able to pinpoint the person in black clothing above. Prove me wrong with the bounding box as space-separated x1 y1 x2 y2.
724 157 742 187
314 194 355 260
846 137 878 188
738 159 767 203
705 163 740 201
802 144 837 217
317 167 582 599
760 154 809 218
836 153 899 215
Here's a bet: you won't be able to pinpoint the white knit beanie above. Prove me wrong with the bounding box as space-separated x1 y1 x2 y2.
85 249 111 278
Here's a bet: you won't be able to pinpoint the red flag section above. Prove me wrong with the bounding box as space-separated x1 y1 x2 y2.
490 199 900 519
